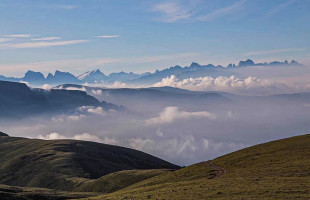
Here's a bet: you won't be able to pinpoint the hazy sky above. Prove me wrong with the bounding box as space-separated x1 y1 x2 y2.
0 0 309 76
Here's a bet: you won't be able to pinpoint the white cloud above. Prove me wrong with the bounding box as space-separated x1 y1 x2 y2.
175 135 197 155
202 139 209 150
67 114 86 121
37 132 67 140
0 40 88 49
102 137 119 145
245 48 306 56
112 81 127 88
146 106 215 126
97 35 120 38
57 86 86 91
266 0 297 17
152 0 247 23
227 111 235 119
31 37 61 41
51 117 64 122
37 132 102 143
0 38 13 43
129 137 154 151
128 135 198 156
151 1 191 22
156 128 164 137
87 107 105 115
78 106 106 115
72 133 101 142
197 0 247 21
2 34 33 38
91 89 103 95
41 84 52 90
202 138 247 153
19 81 31 87
153 75 290 93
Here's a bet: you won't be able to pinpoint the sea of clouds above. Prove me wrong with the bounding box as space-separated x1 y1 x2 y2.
1 63 310 166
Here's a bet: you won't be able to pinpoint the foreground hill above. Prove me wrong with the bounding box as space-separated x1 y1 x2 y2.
0 184 96 200
89 134 310 200
0 134 179 191
0 134 308 199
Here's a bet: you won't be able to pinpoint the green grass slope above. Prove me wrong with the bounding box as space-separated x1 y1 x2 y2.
74 169 171 193
0 135 179 191
88 134 310 200
0 184 97 200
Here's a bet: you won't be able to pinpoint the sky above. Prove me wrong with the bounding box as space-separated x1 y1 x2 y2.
0 0 309 76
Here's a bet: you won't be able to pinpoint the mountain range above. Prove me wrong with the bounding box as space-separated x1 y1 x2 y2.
0 59 301 86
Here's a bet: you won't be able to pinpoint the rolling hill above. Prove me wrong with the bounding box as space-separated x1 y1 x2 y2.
0 134 179 192
0 133 309 199
87 134 310 200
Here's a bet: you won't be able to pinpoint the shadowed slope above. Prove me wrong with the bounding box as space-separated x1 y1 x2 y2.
0 80 122 118
0 136 179 191
0 184 97 200
0 132 9 137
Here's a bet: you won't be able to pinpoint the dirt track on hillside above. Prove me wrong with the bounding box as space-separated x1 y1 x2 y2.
204 160 226 179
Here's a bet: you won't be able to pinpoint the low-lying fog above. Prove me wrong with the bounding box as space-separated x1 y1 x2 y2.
1 64 310 166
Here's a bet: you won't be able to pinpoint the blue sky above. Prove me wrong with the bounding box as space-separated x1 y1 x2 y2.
0 0 309 76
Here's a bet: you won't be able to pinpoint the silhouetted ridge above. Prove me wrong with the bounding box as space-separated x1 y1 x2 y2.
0 132 9 137
0 80 122 118
238 59 255 67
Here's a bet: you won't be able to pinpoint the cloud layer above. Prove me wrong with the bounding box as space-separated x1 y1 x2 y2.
37 132 102 143
146 107 215 126
97 35 120 38
0 40 88 49
153 75 292 94
151 2 191 23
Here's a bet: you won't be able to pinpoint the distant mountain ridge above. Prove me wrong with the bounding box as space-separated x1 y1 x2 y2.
0 59 301 86
77 69 141 83
0 80 122 118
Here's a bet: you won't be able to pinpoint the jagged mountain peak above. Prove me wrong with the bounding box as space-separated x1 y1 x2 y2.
54 70 74 75
78 69 107 81
238 59 255 67
189 62 201 67
23 70 45 82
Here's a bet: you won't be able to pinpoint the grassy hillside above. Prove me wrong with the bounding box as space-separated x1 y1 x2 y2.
88 134 310 200
1 133 309 200
0 184 97 200
74 169 171 193
0 135 179 191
